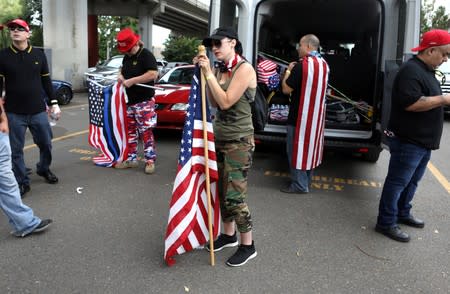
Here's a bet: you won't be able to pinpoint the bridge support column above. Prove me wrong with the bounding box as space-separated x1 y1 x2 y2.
42 0 88 91
138 4 154 50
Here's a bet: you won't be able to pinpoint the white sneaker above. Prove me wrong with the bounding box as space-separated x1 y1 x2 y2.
145 162 155 174
114 160 139 169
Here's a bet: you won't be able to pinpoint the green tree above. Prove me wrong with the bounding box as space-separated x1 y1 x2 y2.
0 0 23 49
21 0 43 47
161 34 201 61
421 0 449 33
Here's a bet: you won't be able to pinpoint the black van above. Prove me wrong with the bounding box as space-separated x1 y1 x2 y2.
208 0 421 162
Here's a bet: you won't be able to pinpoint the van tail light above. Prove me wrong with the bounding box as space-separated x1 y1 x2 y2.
358 148 369 153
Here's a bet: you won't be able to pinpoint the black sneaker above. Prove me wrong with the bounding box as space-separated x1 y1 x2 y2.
16 219 53 237
32 219 53 234
205 233 238 252
226 241 257 267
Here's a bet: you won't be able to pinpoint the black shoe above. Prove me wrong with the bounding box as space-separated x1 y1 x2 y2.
32 219 53 234
26 167 32 175
398 215 425 228
205 233 238 252
37 170 58 184
280 186 308 194
19 184 31 197
17 219 53 237
226 241 257 267
375 225 410 242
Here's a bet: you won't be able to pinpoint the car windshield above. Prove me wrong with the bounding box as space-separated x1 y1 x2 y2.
158 67 194 85
103 57 123 68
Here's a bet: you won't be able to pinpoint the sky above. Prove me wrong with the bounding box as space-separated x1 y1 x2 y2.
152 0 450 47
435 0 450 12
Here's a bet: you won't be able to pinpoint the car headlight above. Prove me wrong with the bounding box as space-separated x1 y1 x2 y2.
170 103 189 111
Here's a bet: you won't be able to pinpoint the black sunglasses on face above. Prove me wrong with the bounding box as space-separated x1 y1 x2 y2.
211 39 223 48
9 26 26 32
212 38 232 48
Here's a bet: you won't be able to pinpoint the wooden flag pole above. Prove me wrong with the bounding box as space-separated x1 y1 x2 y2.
198 45 215 266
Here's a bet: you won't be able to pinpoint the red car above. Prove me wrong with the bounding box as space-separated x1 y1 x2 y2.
154 65 194 130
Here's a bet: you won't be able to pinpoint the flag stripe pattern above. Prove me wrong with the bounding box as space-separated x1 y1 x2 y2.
164 65 220 266
88 81 129 167
292 56 329 170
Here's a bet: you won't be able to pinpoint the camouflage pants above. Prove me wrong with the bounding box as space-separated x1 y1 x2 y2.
215 135 255 233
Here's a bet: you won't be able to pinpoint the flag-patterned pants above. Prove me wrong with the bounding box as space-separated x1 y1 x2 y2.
216 135 255 233
126 99 157 163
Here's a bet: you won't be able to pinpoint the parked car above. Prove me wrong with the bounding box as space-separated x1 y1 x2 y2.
84 55 124 87
154 65 195 130
157 59 168 77
43 80 73 105
436 61 450 112
160 61 190 76
52 80 73 105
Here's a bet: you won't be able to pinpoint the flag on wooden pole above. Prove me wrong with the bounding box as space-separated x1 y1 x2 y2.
164 65 220 266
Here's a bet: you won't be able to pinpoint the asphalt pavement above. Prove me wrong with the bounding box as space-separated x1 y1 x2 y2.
0 93 449 294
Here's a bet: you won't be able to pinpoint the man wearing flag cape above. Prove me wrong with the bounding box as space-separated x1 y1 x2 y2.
280 34 330 194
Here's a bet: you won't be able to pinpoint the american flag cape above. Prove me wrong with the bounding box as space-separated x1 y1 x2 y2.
87 81 129 167
164 65 220 266
293 56 330 170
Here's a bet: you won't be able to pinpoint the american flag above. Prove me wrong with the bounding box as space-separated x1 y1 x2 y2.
293 56 329 170
164 65 220 266
88 81 129 167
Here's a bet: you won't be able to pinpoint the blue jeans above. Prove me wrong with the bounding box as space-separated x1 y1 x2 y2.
377 137 431 228
286 125 312 192
6 112 53 186
0 132 41 236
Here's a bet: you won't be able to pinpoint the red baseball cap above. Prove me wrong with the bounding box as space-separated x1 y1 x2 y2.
7 18 30 32
411 29 450 52
116 28 140 53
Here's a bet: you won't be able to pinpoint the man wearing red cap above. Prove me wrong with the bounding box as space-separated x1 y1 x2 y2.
376 29 450 242
0 18 61 197
114 28 159 174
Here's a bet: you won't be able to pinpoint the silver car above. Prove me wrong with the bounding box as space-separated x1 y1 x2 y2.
84 55 124 87
437 61 450 112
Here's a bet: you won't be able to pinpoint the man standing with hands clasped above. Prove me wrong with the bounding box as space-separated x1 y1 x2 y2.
375 29 450 242
0 19 61 197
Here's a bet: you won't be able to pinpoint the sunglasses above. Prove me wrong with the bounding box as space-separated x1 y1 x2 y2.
9 26 27 32
211 38 231 48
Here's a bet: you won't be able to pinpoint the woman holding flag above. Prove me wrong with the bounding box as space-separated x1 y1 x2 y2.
196 27 258 267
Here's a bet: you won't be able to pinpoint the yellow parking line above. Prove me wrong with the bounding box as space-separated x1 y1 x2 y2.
24 130 89 150
427 162 450 194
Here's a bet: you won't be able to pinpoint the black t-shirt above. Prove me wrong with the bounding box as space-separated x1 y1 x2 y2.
388 56 443 149
285 62 303 126
121 47 158 105
0 45 55 114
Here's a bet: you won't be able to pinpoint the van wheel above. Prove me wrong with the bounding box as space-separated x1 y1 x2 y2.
362 148 381 163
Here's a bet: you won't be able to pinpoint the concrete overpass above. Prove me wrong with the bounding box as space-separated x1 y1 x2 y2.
42 0 209 90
